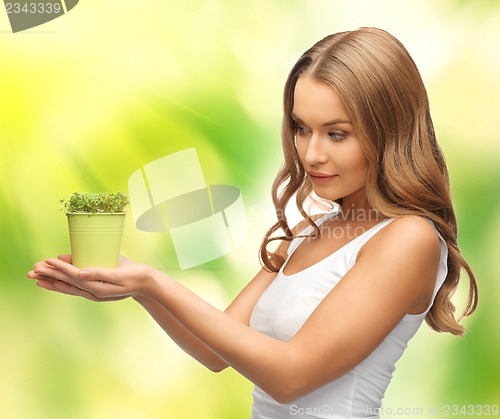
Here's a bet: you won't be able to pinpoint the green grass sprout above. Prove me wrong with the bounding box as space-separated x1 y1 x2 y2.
61 192 129 214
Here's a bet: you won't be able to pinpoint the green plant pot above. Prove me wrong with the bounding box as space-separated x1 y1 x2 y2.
67 213 126 268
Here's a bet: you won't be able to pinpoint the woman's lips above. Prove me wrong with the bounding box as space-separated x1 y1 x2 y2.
308 172 338 184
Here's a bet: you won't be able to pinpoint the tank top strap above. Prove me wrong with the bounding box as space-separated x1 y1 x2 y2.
357 218 395 244
349 218 395 265
411 218 449 317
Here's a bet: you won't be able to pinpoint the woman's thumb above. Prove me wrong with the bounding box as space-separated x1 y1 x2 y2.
78 270 92 279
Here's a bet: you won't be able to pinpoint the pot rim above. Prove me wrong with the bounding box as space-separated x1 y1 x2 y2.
66 212 126 215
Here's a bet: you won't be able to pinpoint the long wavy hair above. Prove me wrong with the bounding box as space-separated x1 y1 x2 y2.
259 27 478 336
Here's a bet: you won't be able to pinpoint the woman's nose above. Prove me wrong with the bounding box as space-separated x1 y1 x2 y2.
304 134 328 166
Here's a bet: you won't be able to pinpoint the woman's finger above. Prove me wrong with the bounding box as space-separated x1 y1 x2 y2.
36 278 126 302
52 279 98 298
57 254 73 264
36 279 84 297
29 261 59 281
46 257 132 298
44 257 81 278
33 264 80 288
51 280 123 301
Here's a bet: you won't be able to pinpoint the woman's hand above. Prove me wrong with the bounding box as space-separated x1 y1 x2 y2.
27 254 157 300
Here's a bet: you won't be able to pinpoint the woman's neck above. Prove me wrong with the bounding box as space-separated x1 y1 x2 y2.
337 192 380 224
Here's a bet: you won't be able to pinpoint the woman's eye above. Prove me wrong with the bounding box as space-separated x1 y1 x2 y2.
295 126 309 136
328 131 346 141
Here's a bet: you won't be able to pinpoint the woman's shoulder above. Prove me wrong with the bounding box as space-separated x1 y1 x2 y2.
386 215 440 240
359 215 441 261
354 216 444 316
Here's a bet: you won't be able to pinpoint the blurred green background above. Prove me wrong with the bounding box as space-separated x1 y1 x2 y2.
1 1 498 418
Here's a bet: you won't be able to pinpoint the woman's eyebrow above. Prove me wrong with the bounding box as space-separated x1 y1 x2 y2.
291 113 352 126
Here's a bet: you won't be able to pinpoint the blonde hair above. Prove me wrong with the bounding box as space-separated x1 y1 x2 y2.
259 27 478 336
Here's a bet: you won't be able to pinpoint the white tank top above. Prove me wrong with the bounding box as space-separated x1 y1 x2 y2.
249 213 448 419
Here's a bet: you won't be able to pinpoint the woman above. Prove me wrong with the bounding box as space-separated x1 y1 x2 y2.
28 27 478 418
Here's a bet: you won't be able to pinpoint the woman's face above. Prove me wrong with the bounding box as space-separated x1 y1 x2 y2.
293 75 368 206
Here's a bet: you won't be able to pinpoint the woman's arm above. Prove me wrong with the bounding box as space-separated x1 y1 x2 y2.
30 218 303 373
132 262 278 372
30 256 277 372
31 217 440 403
144 216 441 403
31 216 440 403
133 296 228 372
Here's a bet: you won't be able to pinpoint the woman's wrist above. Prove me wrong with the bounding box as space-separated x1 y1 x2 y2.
135 266 167 301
